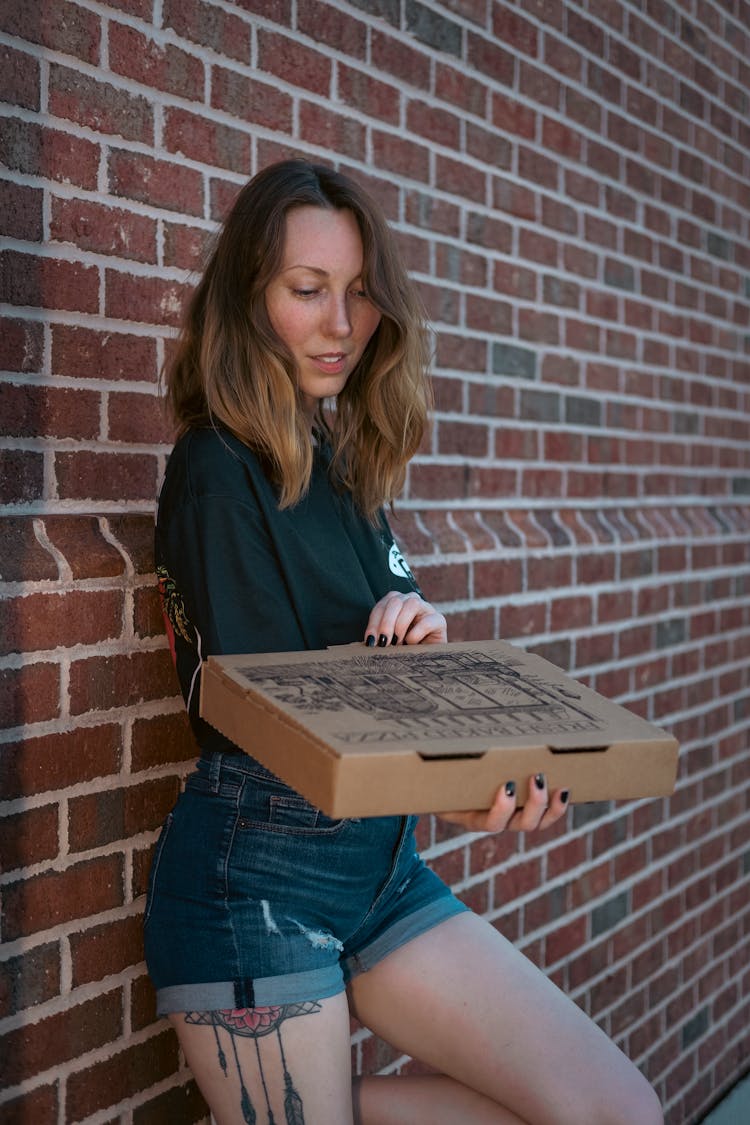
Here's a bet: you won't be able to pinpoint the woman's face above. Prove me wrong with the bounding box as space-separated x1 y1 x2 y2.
265 205 382 417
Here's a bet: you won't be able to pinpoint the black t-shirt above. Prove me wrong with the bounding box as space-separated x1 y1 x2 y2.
155 425 421 755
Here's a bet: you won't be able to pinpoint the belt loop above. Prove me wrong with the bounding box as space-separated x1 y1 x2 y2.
208 753 222 794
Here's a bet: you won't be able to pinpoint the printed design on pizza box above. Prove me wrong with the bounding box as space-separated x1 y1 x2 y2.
235 648 607 745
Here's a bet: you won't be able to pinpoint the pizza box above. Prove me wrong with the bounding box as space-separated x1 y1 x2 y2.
199 640 679 818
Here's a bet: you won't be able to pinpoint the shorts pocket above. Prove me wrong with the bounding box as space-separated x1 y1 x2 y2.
268 793 349 833
143 812 174 923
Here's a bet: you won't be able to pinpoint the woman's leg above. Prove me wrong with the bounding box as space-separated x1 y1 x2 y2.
348 912 663 1125
354 1074 530 1124
168 992 354 1125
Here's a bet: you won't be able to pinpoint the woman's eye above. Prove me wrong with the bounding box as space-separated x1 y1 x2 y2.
291 288 319 298
351 289 367 299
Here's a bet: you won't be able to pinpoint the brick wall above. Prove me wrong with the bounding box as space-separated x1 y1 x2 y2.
1 1 749 1122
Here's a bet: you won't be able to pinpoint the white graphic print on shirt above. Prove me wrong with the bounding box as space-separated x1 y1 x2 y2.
388 542 416 583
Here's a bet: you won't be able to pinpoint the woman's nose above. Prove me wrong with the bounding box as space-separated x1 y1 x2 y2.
324 295 353 338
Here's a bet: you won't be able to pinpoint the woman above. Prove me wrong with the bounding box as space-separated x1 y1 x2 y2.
146 160 662 1125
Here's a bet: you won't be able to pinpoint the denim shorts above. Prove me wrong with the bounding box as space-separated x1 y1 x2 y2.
144 752 468 1016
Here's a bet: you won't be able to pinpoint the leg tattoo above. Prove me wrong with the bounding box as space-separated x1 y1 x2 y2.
185 1003 321 1125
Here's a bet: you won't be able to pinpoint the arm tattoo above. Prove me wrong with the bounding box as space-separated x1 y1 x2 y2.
184 1003 321 1124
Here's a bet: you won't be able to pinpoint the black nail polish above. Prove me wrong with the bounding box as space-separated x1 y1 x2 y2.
561 789 570 804
378 634 388 647
365 634 376 647
535 773 545 790
391 635 399 645
505 781 516 798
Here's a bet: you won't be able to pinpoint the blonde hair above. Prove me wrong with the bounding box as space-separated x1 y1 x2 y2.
165 159 431 518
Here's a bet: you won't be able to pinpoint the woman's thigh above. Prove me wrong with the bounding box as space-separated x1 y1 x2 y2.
170 991 354 1125
348 912 662 1125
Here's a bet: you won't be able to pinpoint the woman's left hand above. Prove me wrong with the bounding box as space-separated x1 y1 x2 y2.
437 773 569 833
364 591 447 647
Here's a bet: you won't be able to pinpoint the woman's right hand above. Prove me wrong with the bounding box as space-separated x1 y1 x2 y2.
364 591 447 647
437 773 570 834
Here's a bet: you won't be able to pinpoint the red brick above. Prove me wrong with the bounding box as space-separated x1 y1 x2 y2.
1 383 100 441
338 64 400 124
492 4 538 54
466 295 512 334
104 269 189 327
55 450 158 502
161 221 210 270
0 662 59 730
1 250 99 313
0 1084 59 1124
1 943 61 1021
69 650 176 715
545 916 587 964
2 991 122 1089
164 106 251 171
5 118 99 188
500 601 546 639
0 179 43 241
133 1081 208 1125
418 561 470 603
0 517 58 583
131 711 196 771
372 130 430 183
0 589 124 657
436 154 487 202
163 0 250 60
108 390 172 445
211 64 291 129
50 197 157 263
0 0 100 63
257 28 332 95
108 147 204 215
0 317 43 374
52 324 158 383
2 855 124 940
40 515 125 579
68 776 180 851
105 514 157 575
109 22 204 99
0 804 58 873
0 725 122 801
49 63 153 143
371 29 430 89
434 62 487 116
0 44 40 110
299 102 366 160
297 0 366 56
66 1030 181 1120
0 447 42 503
467 32 515 85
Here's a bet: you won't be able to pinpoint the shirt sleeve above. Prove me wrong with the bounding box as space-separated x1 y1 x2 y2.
160 492 307 660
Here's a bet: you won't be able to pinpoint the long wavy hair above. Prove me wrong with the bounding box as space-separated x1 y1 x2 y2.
165 159 431 518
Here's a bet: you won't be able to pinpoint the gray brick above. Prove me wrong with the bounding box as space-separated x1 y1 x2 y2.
656 617 686 648
681 1006 709 1048
349 0 400 25
492 342 536 379
706 230 731 260
604 258 635 291
732 476 750 496
520 388 560 423
565 396 601 426
591 891 629 938
405 1 461 56
572 801 612 829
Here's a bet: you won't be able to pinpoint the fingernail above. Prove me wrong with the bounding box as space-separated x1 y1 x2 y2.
505 781 516 798
561 789 570 804
391 635 399 645
535 773 545 790
366 634 376 647
378 634 388 647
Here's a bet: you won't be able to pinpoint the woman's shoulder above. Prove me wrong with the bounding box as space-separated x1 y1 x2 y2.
162 425 267 506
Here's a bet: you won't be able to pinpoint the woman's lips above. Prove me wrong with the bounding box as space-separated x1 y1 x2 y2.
310 353 348 373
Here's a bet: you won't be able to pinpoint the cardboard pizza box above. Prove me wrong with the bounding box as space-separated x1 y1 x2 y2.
199 640 679 818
